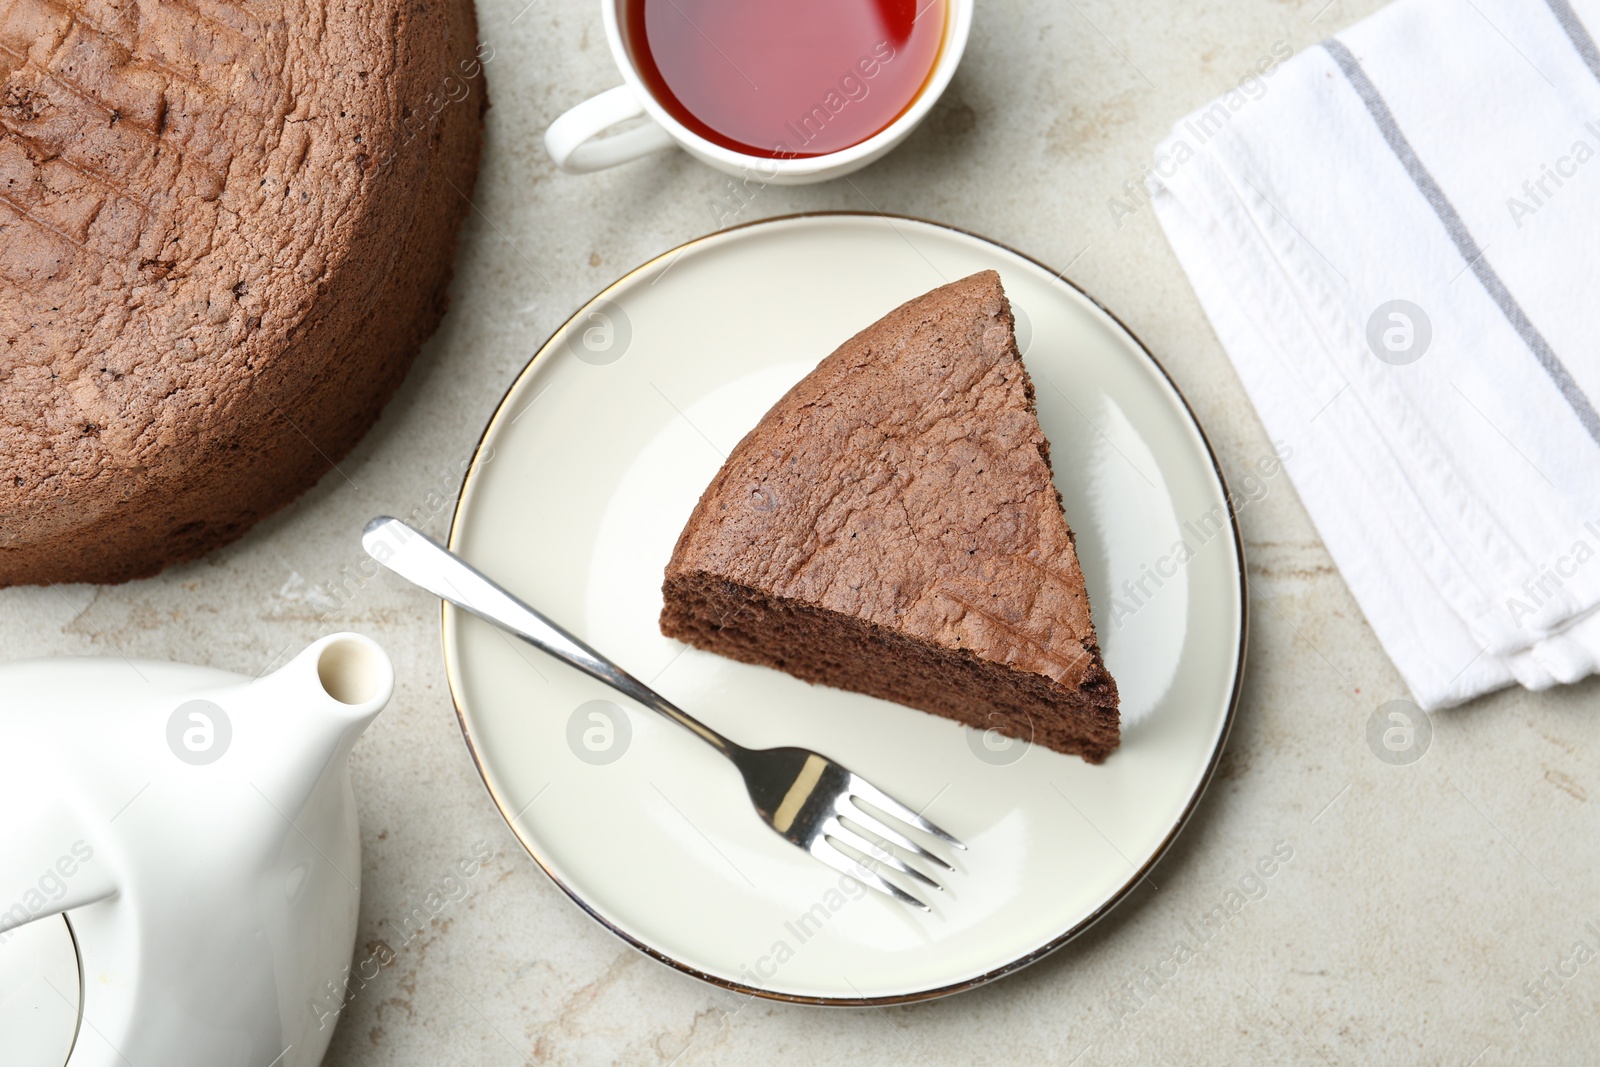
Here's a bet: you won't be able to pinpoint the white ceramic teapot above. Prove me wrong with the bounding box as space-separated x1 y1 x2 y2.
0 633 394 1067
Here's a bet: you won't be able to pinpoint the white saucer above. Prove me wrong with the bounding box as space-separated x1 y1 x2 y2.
443 213 1245 1004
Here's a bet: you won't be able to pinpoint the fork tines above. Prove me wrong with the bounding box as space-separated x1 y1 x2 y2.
807 775 966 910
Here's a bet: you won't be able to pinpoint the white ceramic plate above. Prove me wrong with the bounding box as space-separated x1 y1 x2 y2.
443 214 1245 1004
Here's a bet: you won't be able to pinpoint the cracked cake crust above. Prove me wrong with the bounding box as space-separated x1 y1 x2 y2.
0 0 485 584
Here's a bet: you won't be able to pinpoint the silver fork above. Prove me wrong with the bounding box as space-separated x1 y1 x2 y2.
362 516 965 909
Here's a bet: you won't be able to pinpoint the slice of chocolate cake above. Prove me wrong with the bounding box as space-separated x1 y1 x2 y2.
660 270 1120 763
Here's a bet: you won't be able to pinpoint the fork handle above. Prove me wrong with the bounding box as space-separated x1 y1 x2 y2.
362 516 739 758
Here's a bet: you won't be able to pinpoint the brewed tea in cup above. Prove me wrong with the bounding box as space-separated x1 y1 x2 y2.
625 0 946 159
544 0 971 183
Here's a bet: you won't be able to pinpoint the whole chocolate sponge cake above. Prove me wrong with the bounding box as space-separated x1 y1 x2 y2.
0 0 485 585
661 270 1121 763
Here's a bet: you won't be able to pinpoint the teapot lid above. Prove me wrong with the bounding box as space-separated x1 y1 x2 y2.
0 916 81 1067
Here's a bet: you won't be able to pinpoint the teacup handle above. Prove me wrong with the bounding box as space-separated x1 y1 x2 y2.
545 85 678 173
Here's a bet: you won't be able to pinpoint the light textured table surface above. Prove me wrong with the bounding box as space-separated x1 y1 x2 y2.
8 0 1600 1062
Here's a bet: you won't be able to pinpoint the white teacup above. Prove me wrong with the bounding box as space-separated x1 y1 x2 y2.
544 0 973 185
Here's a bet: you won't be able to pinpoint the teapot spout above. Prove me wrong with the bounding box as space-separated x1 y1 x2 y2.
303 632 394 717
246 633 395 817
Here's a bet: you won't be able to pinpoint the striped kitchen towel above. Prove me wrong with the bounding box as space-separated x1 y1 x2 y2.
1151 0 1600 709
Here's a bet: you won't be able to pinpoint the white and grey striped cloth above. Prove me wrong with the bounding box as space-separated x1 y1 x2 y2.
1151 0 1600 709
